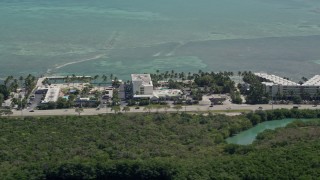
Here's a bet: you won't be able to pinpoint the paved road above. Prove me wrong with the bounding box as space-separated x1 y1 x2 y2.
11 103 320 117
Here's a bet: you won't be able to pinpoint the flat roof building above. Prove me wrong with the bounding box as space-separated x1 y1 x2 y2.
40 87 60 103
255 73 320 97
131 74 154 98
153 89 183 99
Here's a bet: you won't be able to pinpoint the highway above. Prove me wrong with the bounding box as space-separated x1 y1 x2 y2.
12 103 319 117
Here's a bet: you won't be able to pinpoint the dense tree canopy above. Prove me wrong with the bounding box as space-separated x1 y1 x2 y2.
241 72 269 104
0 93 4 106
0 85 9 99
0 110 320 179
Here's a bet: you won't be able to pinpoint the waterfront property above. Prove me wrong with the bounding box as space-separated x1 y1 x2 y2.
131 74 154 98
36 86 60 104
255 73 320 97
42 87 60 104
131 74 184 101
153 88 183 99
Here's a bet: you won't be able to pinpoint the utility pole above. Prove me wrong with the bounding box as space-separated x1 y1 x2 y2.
20 95 23 117
106 101 109 115
271 93 274 110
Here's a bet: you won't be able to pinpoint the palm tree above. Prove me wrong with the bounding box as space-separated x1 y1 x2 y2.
187 72 191 80
153 104 163 113
102 74 108 87
75 107 84 116
122 106 130 113
164 71 169 80
24 74 36 95
19 76 24 88
0 109 13 117
237 71 242 84
111 105 121 114
289 90 294 99
143 105 152 114
163 104 170 113
93 75 99 84
5 109 13 116
110 73 113 81
88 76 94 84
0 94 4 106
94 90 102 102
301 77 308 83
316 90 320 101
71 74 76 87
173 105 183 113
181 72 185 80
4 75 13 87
10 79 19 92
242 71 248 76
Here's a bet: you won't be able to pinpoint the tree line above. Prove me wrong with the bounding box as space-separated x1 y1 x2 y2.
0 109 320 179
0 74 36 109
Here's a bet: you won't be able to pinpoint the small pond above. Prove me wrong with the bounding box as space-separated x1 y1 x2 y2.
226 118 319 145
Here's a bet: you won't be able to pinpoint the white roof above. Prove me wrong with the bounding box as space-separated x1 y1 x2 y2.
133 94 154 98
302 75 320 86
255 73 299 86
153 89 182 97
42 87 60 103
131 74 153 86
262 82 276 86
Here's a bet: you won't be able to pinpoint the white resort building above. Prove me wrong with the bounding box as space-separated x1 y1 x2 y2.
131 74 154 98
131 74 183 99
255 73 320 97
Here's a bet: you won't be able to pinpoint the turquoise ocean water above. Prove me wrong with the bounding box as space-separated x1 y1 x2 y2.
1 0 320 79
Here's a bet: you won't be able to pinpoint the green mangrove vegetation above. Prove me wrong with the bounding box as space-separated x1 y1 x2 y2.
1 109 320 179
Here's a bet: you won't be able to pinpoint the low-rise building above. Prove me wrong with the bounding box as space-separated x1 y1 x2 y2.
153 89 183 99
301 75 320 95
39 87 60 103
256 73 320 97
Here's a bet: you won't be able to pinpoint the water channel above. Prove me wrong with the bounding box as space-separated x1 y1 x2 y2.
226 118 319 145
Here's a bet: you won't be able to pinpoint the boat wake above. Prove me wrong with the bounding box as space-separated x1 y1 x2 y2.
55 54 106 69
46 31 120 75
153 52 162 57
165 42 185 56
